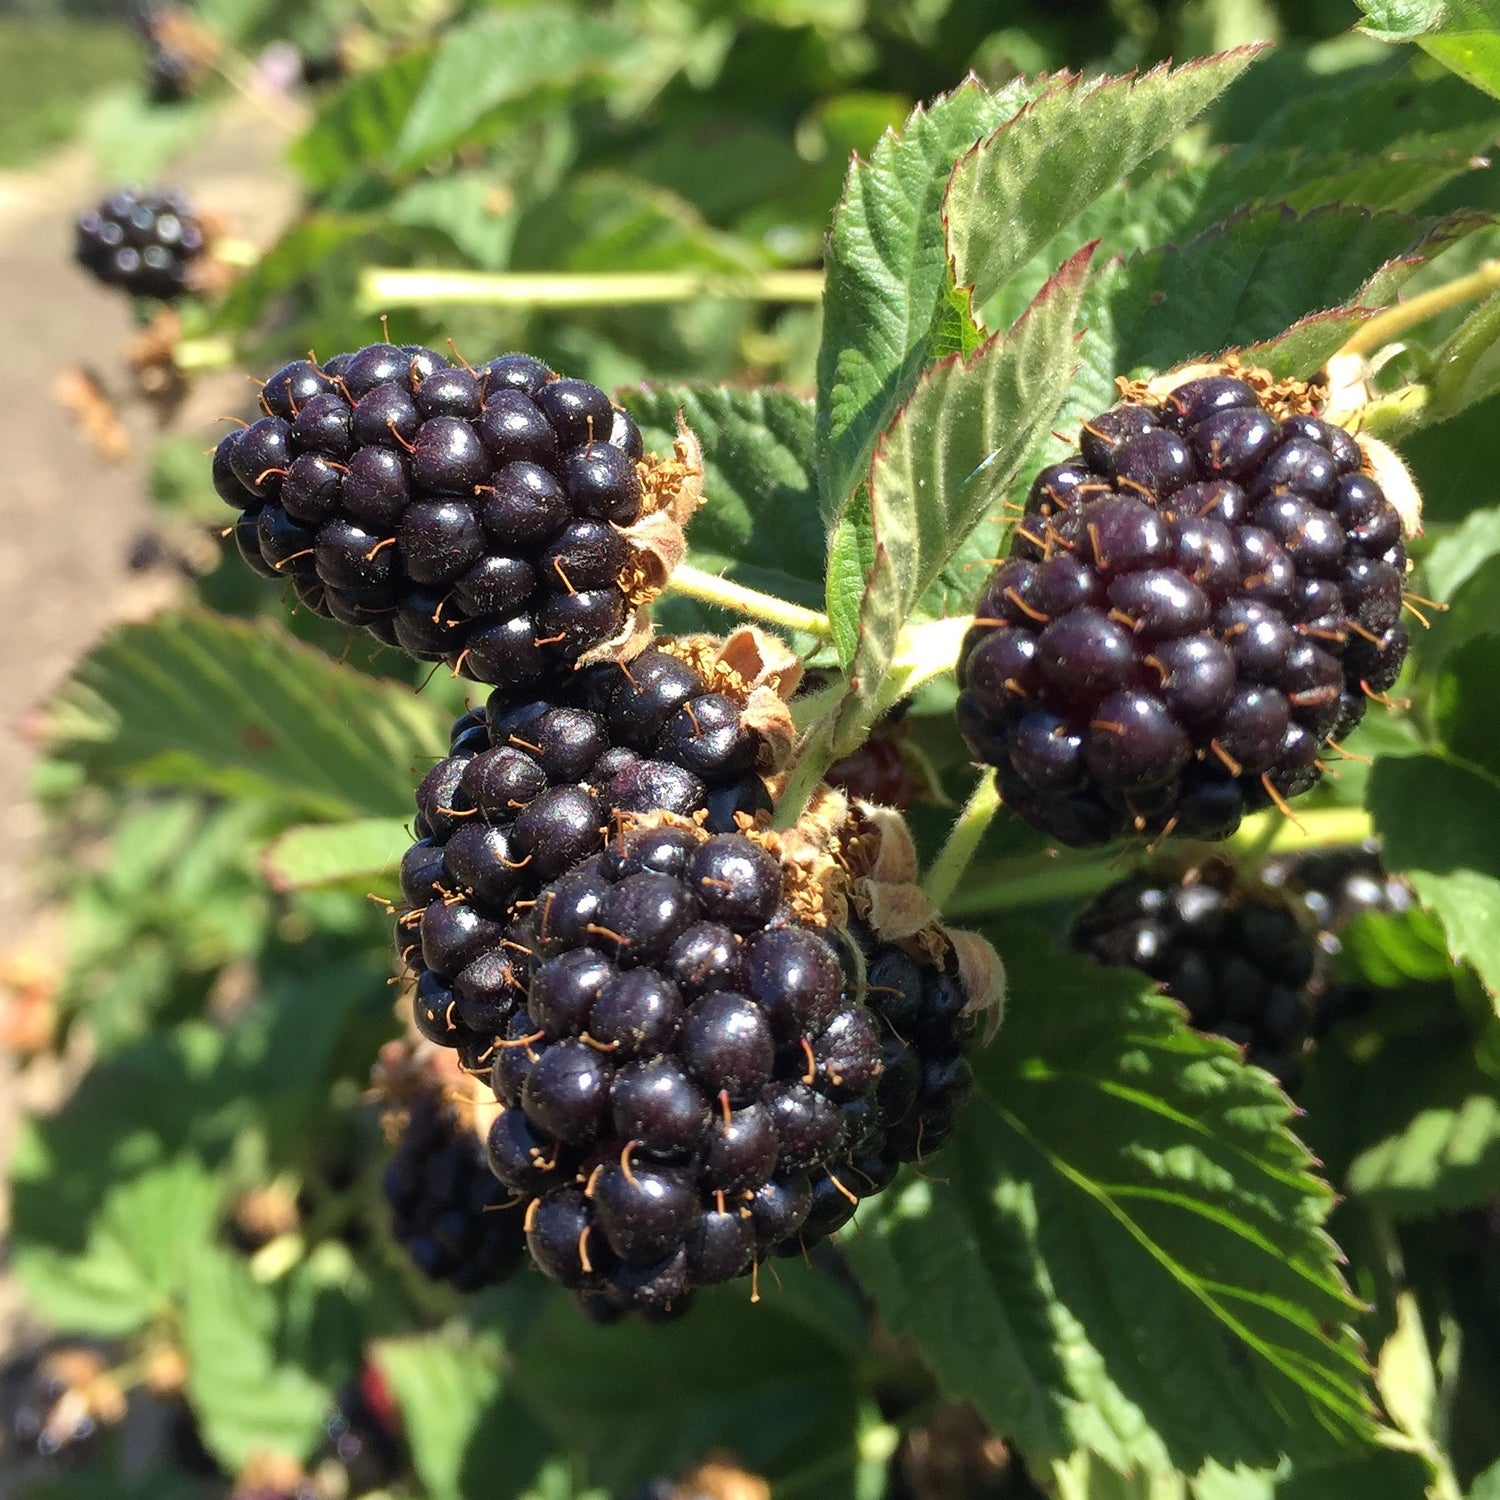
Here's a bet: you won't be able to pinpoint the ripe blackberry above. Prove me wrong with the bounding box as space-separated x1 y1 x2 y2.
395 648 774 1065
481 825 884 1319
74 187 205 300
383 1091 528 1293
957 369 1412 845
213 344 682 686
767 924 978 1249
1071 845 1409 1089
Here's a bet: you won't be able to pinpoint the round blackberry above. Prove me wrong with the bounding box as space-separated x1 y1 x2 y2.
1070 846 1409 1088
214 344 669 685
74 187 205 300
395 648 774 1065
486 825 883 1319
958 369 1412 845
1072 867 1317 1085
382 1091 528 1293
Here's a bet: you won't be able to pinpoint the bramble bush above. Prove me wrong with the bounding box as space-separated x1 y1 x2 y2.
10 1 1500 1497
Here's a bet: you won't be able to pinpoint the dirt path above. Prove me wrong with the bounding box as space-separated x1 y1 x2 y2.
0 91 302 1450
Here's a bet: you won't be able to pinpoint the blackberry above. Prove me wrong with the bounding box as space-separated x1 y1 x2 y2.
957 370 1412 845
74 187 205 300
1071 845 1410 1089
382 1090 528 1292
487 826 884 1319
771 925 978 1238
395 647 774 1064
214 344 667 685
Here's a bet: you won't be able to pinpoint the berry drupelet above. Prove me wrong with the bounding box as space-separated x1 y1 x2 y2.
957 370 1412 846
383 1089 528 1293
212 346 662 686
74 187 205 300
1072 845 1411 1089
480 825 886 1320
396 647 774 1069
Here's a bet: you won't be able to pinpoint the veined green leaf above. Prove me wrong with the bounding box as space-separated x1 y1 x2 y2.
815 76 1038 521
945 49 1264 316
43 612 449 821
828 246 1091 727
625 383 827 628
391 9 635 172
1357 0 1500 101
845 932 1372 1475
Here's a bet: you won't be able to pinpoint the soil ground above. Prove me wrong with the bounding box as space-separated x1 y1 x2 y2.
0 92 300 1484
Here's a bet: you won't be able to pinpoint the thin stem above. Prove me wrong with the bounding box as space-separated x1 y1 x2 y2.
790 679 847 732
173 335 236 372
666 564 831 638
773 721 838 831
1336 260 1500 359
923 773 1002 912
1228 805 1375 861
358 267 824 313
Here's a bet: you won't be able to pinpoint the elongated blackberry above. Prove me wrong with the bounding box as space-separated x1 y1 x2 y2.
75 187 205 300
1072 845 1410 1088
958 368 1412 846
213 345 691 685
479 824 883 1320
383 1090 527 1293
396 647 774 1067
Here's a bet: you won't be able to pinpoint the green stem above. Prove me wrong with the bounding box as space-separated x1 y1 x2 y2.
358 266 824 313
174 335 236 372
773 721 838 830
1336 260 1500 359
942 850 1122 916
923 773 1001 912
1228 804 1375 860
666 564 831 638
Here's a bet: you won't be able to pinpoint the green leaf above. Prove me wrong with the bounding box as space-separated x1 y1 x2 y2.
391 8 635 172
510 1269 863 1491
1347 1068 1500 1214
624 384 828 623
1357 0 1500 101
945 50 1264 317
815 76 1037 521
183 1248 330 1468
1428 290 1500 420
43 611 449 821
1472 1458 1500 1498
1422 508 1500 660
1368 754 1500 1002
391 173 517 269
262 817 410 894
513 172 762 275
11 1155 221 1337
844 930 1372 1476
376 1333 546 1500
289 46 435 189
828 246 1091 725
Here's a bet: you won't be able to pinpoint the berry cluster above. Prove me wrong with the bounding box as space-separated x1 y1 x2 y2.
213 346 652 685
1072 846 1409 1088
74 188 205 301
399 648 773 1068
850 926 976 1178
958 373 1410 846
383 1090 527 1293
483 825 884 1320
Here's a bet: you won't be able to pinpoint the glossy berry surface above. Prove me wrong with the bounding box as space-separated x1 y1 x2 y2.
1072 844 1410 1090
394 649 773 1068
215 343 649 685
74 186 205 300
957 374 1410 845
382 1091 528 1293
472 825 882 1320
